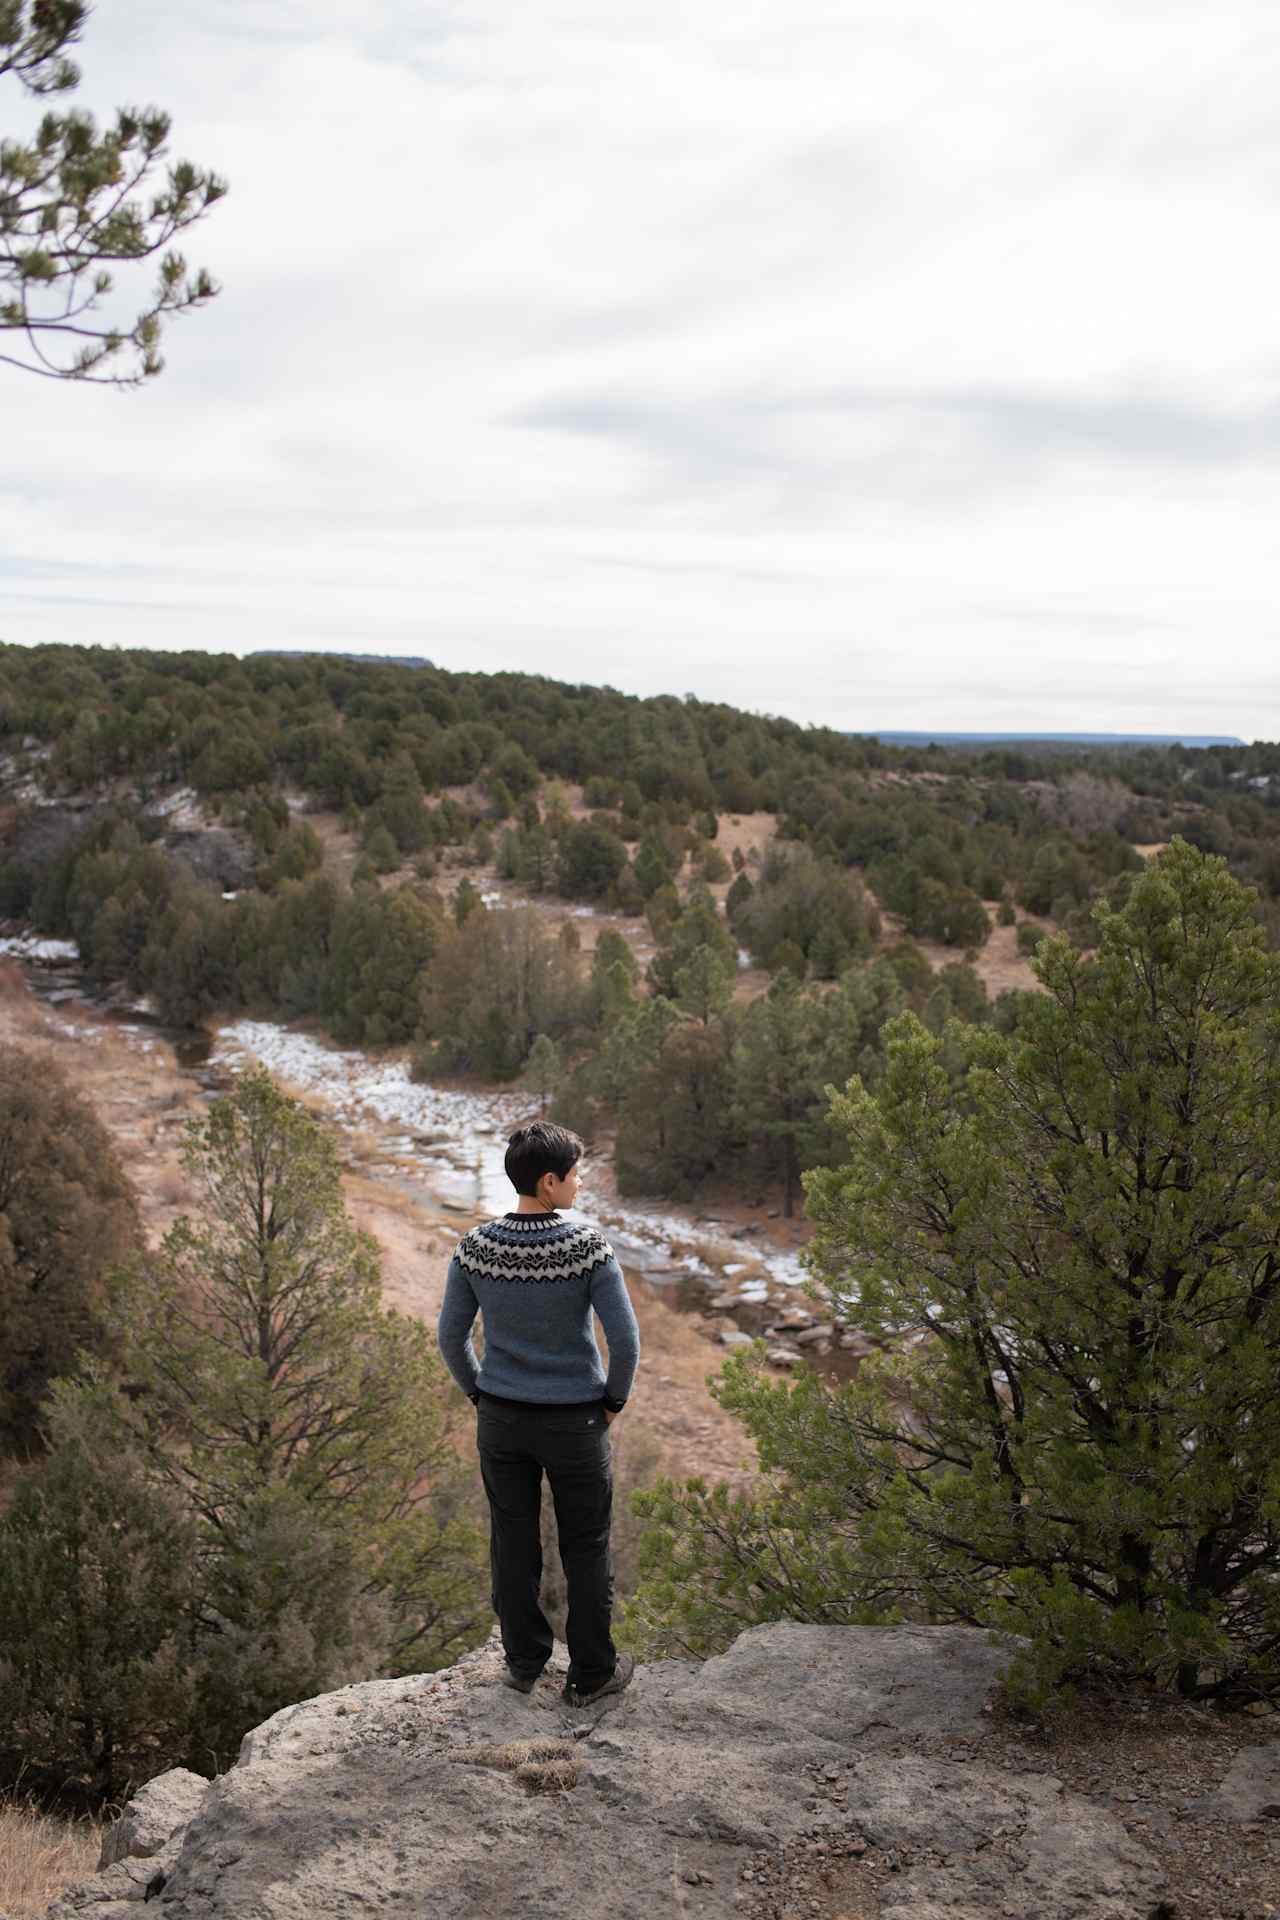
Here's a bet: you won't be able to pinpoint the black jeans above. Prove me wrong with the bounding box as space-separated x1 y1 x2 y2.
476 1392 617 1692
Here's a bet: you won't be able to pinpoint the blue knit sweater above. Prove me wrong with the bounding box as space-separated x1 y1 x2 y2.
437 1212 641 1408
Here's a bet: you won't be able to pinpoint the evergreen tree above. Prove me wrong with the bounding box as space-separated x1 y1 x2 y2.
628 845 1280 1705
633 831 676 900
112 1069 485 1727
364 823 400 873
323 885 444 1047
731 972 827 1217
733 847 873 973
557 819 628 900
648 882 736 997
371 756 428 853
0 1047 140 1445
674 942 735 1026
611 1006 731 1197
0 1376 199 1798
520 1033 563 1115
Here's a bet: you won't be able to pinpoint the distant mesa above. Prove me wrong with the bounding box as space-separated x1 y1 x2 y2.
248 651 434 668
857 729 1245 749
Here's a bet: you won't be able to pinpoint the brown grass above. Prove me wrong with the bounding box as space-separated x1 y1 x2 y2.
153 1168 189 1207
453 1736 581 1793
0 1800 102 1919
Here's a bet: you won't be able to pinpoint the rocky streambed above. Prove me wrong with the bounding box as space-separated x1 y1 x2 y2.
4 939 861 1380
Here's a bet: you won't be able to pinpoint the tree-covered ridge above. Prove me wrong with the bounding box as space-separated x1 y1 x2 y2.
4 644 1280 927
0 641 871 810
7 642 1280 1212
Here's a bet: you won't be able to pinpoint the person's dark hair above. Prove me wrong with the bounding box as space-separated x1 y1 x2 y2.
504 1121 583 1198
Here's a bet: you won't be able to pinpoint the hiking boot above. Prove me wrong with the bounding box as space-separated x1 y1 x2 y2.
561 1652 635 1708
501 1665 542 1694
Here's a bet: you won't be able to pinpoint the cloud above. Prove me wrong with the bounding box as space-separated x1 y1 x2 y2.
2 0 1280 735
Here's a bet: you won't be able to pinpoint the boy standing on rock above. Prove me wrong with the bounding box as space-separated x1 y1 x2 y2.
437 1121 640 1707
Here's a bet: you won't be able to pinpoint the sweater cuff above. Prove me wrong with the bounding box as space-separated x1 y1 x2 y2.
601 1391 627 1414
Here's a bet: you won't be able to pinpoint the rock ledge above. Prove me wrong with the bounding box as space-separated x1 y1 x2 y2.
50 1623 1171 1920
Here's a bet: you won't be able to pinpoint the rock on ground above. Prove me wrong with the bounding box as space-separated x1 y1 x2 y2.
50 1623 1172 1920
97 1770 209 1869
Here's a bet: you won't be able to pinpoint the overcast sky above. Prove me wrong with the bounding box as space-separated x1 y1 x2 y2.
3 1 1277 737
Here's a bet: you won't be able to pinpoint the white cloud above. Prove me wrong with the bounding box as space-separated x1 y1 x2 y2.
3 0 1278 737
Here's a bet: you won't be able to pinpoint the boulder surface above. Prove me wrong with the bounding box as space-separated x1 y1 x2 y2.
50 1623 1171 1920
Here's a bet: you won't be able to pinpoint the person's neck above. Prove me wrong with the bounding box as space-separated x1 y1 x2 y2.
513 1197 557 1215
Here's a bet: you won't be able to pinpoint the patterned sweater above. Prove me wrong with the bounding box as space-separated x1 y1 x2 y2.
437 1212 641 1409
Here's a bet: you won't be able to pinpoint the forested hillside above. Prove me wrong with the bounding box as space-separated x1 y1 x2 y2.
4 640 1280 1212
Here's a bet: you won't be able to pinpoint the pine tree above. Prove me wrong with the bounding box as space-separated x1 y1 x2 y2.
0 1047 140 1444
674 942 735 1026
1 3 226 382
627 845 1280 1705
113 1069 486 1706
731 973 826 1216
648 882 736 997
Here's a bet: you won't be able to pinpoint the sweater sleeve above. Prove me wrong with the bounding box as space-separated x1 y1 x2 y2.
437 1254 481 1402
589 1255 640 1406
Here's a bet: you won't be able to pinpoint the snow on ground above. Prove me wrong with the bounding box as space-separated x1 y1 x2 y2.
0 934 80 961
213 1020 808 1291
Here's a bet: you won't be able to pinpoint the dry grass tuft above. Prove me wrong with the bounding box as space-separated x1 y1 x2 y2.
153 1167 189 1207
0 1799 103 1919
453 1736 581 1793
515 1754 580 1794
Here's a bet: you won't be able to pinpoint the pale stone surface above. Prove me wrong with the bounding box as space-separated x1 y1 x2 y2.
47 1624 1172 1920
1187 1736 1280 1821
98 1769 210 1869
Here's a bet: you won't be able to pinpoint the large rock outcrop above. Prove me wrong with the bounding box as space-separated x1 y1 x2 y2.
50 1624 1173 1920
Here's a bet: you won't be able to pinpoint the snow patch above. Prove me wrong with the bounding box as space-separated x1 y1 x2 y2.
211 1020 809 1291
0 934 79 961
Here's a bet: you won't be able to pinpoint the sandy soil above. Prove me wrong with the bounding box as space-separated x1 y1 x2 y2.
907 916 1044 999
870 901 1044 1000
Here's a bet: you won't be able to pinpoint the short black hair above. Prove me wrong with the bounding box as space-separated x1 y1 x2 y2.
504 1121 584 1198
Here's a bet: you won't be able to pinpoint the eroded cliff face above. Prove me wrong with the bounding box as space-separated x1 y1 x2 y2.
48 1623 1181 1920
0 781 257 900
